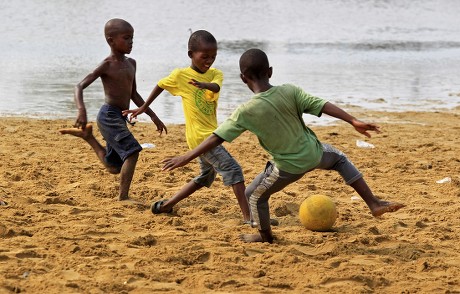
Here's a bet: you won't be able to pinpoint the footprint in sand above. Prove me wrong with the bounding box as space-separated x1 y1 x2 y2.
0 224 7 237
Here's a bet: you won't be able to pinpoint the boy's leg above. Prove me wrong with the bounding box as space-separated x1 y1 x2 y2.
316 143 404 216
59 125 119 174
153 155 210 213
350 178 405 217
242 162 303 243
118 151 139 201
202 145 251 222
231 182 251 222
156 181 204 213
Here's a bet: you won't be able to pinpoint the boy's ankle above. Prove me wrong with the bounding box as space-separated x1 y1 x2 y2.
259 229 274 243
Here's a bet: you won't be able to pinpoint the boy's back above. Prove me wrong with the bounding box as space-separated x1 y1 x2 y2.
215 84 326 174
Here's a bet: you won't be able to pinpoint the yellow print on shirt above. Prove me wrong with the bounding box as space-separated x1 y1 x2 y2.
194 88 215 116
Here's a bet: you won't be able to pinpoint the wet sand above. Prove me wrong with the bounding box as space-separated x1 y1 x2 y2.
0 110 459 293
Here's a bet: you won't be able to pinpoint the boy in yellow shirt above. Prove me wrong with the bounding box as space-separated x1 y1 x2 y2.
162 48 405 243
123 30 250 222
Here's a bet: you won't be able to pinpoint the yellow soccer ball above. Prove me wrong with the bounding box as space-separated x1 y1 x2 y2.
299 194 337 231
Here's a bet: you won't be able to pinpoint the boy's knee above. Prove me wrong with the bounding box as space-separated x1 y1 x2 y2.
107 166 121 174
127 151 140 161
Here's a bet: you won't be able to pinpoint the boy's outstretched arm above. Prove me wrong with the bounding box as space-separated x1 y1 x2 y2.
123 85 164 119
129 79 167 135
321 102 381 137
162 134 224 171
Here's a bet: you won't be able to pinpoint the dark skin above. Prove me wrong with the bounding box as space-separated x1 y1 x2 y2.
123 40 220 121
74 24 166 134
60 20 166 201
122 39 251 222
162 67 383 170
162 61 404 243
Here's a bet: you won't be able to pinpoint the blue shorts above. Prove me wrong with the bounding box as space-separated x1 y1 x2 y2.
97 104 142 168
194 145 244 187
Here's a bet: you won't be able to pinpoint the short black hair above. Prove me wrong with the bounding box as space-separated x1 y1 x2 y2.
188 30 217 51
104 18 133 39
239 48 270 79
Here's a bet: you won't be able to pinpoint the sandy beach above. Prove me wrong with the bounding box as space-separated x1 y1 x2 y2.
0 109 459 293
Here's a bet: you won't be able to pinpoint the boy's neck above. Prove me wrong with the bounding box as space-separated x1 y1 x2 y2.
190 65 206 74
250 81 272 94
110 50 126 61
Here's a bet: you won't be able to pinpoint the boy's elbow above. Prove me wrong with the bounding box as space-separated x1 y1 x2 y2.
75 84 84 92
212 133 225 144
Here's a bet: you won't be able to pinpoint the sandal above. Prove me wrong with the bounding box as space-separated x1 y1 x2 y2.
151 200 173 214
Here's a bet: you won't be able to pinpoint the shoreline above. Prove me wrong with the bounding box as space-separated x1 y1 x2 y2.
1 105 460 125
1 110 459 293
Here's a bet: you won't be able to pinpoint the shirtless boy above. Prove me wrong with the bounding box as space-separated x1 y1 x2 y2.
60 18 167 201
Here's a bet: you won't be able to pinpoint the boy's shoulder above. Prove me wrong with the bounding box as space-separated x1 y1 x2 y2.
99 56 136 67
167 67 222 78
258 84 298 97
177 67 222 74
278 83 299 90
274 84 305 97
208 67 223 76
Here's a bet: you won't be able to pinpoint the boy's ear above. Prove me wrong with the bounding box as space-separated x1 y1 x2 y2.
106 37 114 45
187 50 193 58
268 67 273 78
240 73 248 84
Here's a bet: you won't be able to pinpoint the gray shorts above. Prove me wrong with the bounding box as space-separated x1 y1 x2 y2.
246 143 362 230
193 144 244 187
97 104 142 168
315 143 362 185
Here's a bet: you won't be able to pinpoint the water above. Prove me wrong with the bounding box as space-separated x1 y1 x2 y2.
1 0 459 125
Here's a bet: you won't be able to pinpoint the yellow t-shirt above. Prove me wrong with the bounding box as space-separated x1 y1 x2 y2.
158 67 223 149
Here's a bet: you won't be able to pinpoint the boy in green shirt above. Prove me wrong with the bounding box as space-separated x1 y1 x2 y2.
162 48 404 243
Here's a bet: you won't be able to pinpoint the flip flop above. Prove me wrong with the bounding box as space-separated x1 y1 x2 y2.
151 200 173 214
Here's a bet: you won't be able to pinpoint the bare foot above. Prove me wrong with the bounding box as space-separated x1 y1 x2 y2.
240 229 274 243
371 201 405 217
59 124 93 140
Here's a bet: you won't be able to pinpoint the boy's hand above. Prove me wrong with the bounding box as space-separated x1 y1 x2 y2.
189 79 205 89
75 109 88 129
151 115 168 136
162 156 189 171
351 119 381 138
122 107 145 122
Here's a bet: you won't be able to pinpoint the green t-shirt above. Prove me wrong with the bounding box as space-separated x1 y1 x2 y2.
214 84 327 174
